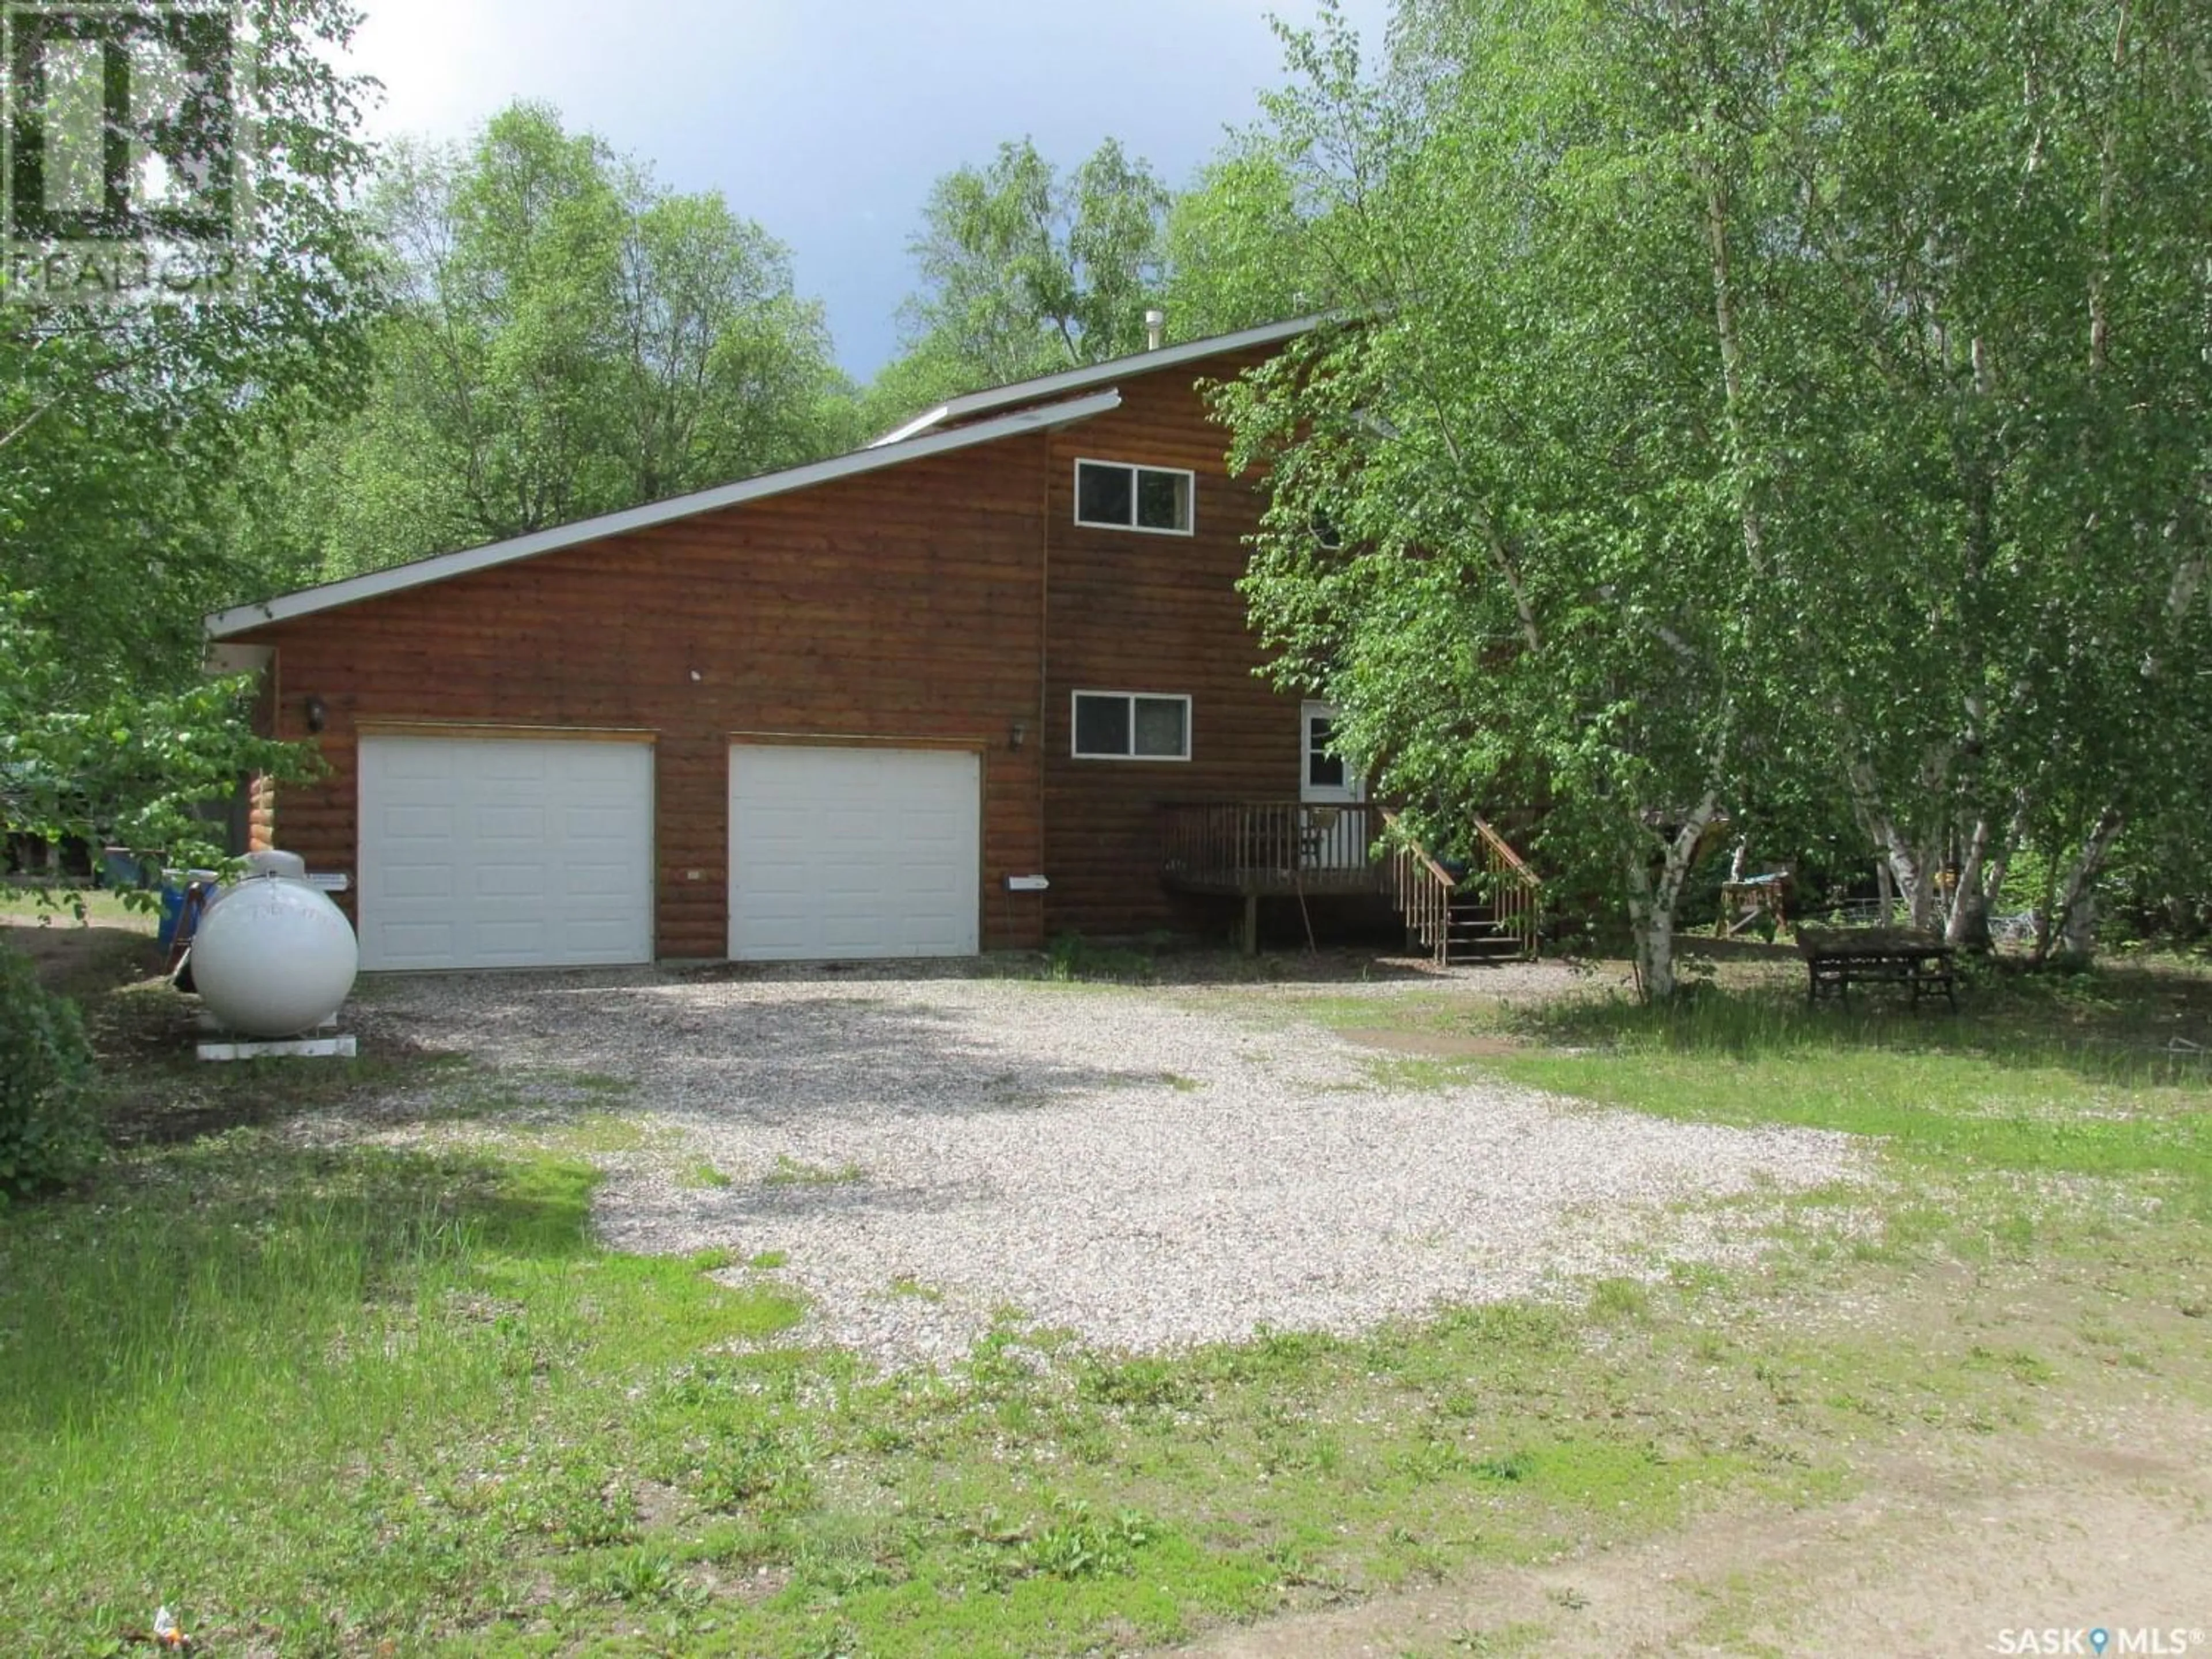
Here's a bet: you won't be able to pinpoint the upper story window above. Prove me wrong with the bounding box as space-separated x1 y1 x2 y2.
1073 691 1191 761
1075 459 1194 536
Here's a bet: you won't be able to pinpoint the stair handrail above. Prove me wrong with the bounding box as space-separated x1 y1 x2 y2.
1473 815 1538 885
1381 809 1542 963
1379 809 1456 964
1471 813 1542 956
1378 809 1457 889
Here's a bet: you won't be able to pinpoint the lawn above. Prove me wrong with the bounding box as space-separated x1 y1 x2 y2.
2 929 2208 1654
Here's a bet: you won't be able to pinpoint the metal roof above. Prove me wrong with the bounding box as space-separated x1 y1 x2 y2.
863 315 1327 448
206 390 1124 638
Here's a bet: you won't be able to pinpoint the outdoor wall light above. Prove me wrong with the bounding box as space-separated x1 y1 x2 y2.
304 695 328 734
1010 719 1028 751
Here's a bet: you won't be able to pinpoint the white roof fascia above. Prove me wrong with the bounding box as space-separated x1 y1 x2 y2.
865 404 952 449
206 389 1124 639
863 314 1328 448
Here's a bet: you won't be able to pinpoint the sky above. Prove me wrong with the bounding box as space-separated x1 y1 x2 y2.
341 0 1392 384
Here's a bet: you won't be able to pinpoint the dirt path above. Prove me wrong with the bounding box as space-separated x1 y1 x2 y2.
1181 1263 2212 1659
1184 1411 2209 1656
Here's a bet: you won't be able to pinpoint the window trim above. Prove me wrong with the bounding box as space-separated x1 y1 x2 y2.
1070 690 1193 763
1073 458 1197 537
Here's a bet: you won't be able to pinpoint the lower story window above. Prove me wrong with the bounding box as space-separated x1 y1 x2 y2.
1073 691 1191 760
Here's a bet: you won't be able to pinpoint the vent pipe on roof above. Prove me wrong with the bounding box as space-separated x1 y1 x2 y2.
1145 308 1165 351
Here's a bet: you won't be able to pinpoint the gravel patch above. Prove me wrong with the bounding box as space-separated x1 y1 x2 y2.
349 967 1866 1368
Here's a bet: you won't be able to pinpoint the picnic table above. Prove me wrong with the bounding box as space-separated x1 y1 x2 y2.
1796 925 1957 1010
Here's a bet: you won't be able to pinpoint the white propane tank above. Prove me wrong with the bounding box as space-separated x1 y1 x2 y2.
190 876 359 1038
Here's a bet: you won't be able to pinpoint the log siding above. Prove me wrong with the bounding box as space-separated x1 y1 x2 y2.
225 340 1303 958
1041 349 1302 938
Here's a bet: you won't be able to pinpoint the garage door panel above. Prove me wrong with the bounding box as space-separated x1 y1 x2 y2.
380 921 456 960
563 861 637 897
379 863 454 901
565 805 636 838
476 920 550 954
359 737 653 971
475 804 547 838
382 804 456 838
730 745 979 961
471 866 547 900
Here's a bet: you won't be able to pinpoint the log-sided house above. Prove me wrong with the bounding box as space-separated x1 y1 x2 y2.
206 317 1536 971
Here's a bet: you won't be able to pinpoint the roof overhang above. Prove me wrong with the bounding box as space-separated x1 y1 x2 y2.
206 389 1123 639
863 314 1328 449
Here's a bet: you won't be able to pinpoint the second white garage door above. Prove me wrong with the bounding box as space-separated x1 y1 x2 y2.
729 745 980 960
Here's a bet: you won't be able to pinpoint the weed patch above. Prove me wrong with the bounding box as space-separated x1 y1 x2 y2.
763 1153 868 1187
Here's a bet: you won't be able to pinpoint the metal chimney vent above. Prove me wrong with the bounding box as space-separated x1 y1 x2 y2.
1145 308 1166 351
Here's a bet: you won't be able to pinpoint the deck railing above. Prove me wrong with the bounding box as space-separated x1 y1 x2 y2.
1159 801 1386 892
1162 801 1541 960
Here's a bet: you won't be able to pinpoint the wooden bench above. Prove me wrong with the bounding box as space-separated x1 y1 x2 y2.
1796 925 1957 1010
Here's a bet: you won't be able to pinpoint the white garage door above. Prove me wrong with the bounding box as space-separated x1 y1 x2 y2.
358 736 654 971
730 745 980 961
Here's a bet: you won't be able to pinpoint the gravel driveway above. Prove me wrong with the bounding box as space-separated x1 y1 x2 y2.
356 966 1865 1368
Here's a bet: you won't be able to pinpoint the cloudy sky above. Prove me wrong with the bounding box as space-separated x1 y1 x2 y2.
342 0 1392 382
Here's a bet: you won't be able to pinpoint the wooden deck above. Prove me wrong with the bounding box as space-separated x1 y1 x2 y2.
1159 802 1544 963
1159 802 1390 897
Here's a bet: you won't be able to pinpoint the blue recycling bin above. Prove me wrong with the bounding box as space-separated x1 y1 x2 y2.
157 883 186 949
156 870 219 950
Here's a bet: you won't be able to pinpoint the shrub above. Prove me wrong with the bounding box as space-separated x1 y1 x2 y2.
0 944 100 1200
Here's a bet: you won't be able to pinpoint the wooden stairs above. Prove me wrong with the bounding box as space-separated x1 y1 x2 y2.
1383 810 1542 967
1442 895 1525 964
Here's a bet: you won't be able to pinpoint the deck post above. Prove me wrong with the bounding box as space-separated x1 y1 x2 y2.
1241 893 1259 956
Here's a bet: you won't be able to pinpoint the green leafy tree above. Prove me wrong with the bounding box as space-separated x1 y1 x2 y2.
1217 0 2211 986
1162 150 1331 338
1217 1 1813 998
1 0 378 876
255 103 858 578
865 137 1171 430
1684 0 2212 957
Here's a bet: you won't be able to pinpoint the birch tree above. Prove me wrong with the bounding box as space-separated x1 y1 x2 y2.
1215 0 1805 998
1760 0 2212 956
866 137 1172 429
1217 0 2211 981
250 103 855 581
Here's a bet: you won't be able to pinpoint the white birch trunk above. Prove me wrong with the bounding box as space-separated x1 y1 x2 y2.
1945 815 1995 949
1626 796 1721 1002
2048 806 2124 961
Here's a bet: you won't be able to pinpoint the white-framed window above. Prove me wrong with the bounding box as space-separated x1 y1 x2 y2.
1071 691 1191 761
1074 459 1195 535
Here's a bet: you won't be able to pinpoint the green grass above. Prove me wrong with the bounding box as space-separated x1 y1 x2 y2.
5 1124 1934 1657
762 1153 867 1187
0 1134 801 1652
0 880 159 928
1490 979 2212 1223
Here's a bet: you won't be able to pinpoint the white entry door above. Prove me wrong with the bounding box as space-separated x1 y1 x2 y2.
357 736 655 970
729 745 980 961
1301 702 1365 805
1301 703 1367 869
